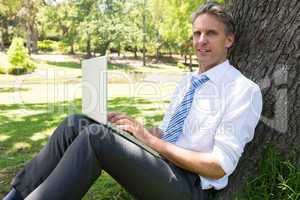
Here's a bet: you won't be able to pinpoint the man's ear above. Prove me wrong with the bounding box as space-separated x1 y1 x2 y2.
225 33 235 48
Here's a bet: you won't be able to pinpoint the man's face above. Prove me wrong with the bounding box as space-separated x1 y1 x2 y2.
192 13 234 70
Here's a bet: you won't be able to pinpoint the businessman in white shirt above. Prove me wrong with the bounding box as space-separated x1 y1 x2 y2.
4 2 262 200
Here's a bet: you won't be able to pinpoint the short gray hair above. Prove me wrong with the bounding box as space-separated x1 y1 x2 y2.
191 1 235 35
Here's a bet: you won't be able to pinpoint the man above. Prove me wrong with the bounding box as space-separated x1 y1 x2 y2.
3 2 262 200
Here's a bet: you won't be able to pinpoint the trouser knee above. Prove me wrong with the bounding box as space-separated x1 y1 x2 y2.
84 123 110 140
51 114 94 142
64 114 92 132
83 124 112 160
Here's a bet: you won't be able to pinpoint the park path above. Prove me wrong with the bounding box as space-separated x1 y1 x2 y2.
0 53 184 105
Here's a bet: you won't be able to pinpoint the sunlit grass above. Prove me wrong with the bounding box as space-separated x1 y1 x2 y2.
0 53 181 199
0 134 10 142
0 96 166 199
0 87 30 93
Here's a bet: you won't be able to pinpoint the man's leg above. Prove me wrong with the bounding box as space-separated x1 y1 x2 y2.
11 114 95 198
24 122 209 200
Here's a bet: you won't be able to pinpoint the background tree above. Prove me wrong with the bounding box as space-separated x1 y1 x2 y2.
121 0 144 58
17 0 45 53
38 2 79 54
0 0 20 50
214 0 300 199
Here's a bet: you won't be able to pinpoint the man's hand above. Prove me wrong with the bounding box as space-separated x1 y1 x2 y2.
107 112 225 179
107 112 151 143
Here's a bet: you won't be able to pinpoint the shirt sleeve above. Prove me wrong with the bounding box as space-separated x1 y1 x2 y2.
212 84 263 175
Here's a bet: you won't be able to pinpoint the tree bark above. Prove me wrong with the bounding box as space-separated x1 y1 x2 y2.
86 34 92 58
0 31 4 50
134 46 138 58
156 46 161 62
168 47 172 58
70 41 75 55
188 53 193 72
215 0 300 199
30 24 38 53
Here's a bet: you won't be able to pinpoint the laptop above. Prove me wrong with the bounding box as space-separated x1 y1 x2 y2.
81 56 160 158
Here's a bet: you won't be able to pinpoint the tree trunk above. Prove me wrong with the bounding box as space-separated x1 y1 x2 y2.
142 0 146 67
99 41 110 56
156 46 161 62
70 41 75 55
215 0 300 199
31 26 38 53
134 46 138 58
184 54 187 64
169 47 173 58
26 29 31 55
188 53 193 72
86 34 92 58
0 31 4 51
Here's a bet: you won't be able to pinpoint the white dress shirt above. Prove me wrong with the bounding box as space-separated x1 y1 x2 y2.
159 60 263 190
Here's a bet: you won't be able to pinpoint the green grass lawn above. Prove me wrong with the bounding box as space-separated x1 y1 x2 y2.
0 97 166 199
0 53 178 199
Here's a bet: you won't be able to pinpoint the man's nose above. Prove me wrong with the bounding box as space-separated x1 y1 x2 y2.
198 34 208 44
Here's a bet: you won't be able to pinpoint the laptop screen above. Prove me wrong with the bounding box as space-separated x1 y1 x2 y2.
81 56 107 124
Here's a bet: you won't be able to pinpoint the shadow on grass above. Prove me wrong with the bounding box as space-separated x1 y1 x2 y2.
46 61 136 71
0 97 159 156
145 64 162 69
0 96 164 199
108 63 135 71
0 87 30 93
46 61 81 69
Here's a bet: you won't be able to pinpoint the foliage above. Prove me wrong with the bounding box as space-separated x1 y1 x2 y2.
37 40 54 52
7 37 36 75
239 146 300 200
37 40 69 53
176 62 186 69
1 0 210 57
0 66 6 74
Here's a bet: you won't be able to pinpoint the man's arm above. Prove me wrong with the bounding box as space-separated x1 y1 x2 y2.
146 133 225 179
147 127 163 138
108 112 225 179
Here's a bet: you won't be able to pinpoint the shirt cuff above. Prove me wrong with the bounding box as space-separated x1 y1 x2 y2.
212 145 236 175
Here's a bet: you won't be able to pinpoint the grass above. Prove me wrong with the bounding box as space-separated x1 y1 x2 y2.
237 146 300 200
0 97 165 199
0 52 178 198
46 61 81 69
0 58 186 85
0 87 30 93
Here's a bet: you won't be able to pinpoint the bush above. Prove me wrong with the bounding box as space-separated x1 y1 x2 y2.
38 40 70 53
38 40 54 52
56 41 69 54
176 62 186 69
7 37 37 75
0 66 6 74
7 67 27 75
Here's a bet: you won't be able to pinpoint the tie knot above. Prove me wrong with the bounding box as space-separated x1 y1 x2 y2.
191 75 209 89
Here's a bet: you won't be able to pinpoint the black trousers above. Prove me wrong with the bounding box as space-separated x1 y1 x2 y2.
11 114 212 200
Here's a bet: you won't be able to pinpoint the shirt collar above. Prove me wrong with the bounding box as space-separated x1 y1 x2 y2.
193 60 232 85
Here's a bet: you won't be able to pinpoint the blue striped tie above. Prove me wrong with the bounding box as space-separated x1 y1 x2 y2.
161 75 209 143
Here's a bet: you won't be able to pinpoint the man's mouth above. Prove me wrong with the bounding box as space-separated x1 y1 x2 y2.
198 49 209 52
198 49 210 53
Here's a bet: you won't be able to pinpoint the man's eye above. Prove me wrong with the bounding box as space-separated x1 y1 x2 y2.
193 32 201 37
207 31 217 35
